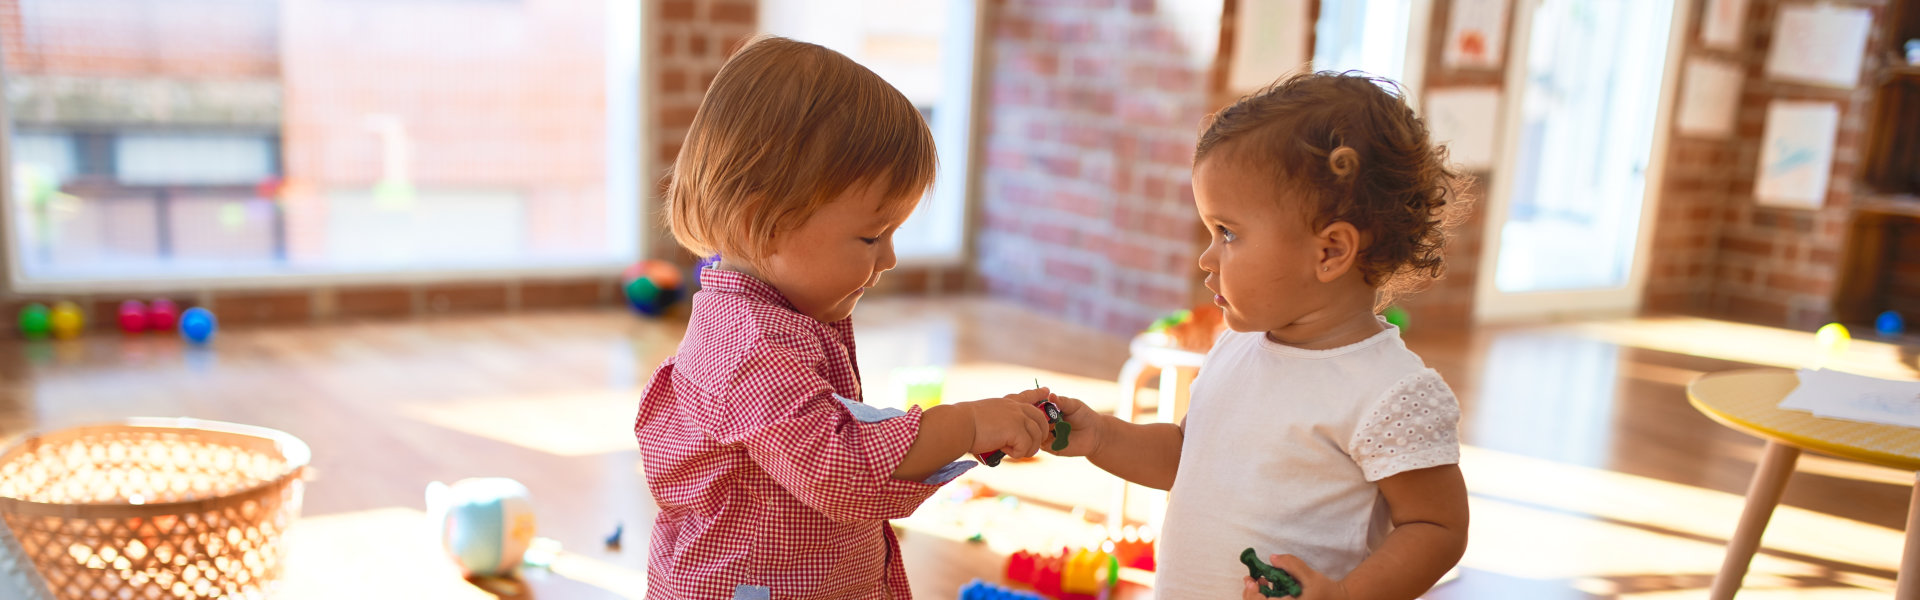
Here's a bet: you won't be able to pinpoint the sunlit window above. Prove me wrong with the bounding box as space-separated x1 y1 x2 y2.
761 0 979 265
2 0 641 285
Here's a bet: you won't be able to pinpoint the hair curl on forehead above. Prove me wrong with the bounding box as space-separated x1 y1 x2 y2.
1194 70 1473 308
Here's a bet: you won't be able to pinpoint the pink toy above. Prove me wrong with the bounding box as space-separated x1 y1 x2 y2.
117 300 148 333
147 299 179 331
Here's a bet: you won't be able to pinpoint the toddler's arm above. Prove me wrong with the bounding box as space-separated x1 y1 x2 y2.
1045 394 1184 490
1333 466 1470 599
890 389 1051 481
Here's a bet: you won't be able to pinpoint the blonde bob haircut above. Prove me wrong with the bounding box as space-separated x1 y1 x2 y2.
666 36 937 264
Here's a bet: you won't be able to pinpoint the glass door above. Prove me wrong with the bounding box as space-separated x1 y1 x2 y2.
1474 0 1685 321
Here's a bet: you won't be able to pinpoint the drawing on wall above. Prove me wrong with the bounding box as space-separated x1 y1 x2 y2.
1676 57 1742 138
1442 0 1509 70
1765 4 1871 89
1755 101 1839 209
1700 0 1749 50
1422 87 1501 171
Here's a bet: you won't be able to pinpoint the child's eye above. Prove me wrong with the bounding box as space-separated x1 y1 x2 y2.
859 237 880 245
1216 225 1237 242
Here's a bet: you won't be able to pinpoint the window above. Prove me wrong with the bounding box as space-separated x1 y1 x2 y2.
2 0 642 286
1312 0 1427 106
761 0 981 265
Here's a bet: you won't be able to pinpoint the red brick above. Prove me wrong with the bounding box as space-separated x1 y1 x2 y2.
337 286 414 319
1044 258 1097 285
661 0 695 20
423 283 509 313
712 1 756 25
214 291 312 325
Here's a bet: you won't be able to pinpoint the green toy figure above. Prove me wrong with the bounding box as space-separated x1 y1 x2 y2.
1240 548 1303 598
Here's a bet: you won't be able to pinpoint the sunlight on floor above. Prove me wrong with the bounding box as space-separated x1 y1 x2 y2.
403 390 645 457
1461 446 1902 597
1564 317 1920 380
283 507 647 599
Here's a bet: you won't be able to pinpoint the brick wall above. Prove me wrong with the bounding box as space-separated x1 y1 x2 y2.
648 0 758 263
1643 0 1888 329
973 0 1221 336
0 0 279 79
1390 0 1511 328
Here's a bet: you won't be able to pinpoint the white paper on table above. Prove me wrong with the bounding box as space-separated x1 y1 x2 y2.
1442 0 1510 70
1780 369 1920 429
1755 100 1839 209
1676 57 1742 138
1700 0 1749 50
1422 87 1502 171
1765 4 1871 89
1226 0 1309 93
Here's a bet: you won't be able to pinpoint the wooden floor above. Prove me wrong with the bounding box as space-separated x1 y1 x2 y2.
0 297 1913 599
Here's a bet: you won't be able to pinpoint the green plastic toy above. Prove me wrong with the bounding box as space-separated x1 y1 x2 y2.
16 303 49 340
1240 548 1302 598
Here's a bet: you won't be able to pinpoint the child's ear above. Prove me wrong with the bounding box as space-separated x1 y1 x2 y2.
1316 221 1361 282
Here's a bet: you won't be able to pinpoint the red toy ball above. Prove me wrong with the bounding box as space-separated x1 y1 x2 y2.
117 300 148 333
147 298 179 331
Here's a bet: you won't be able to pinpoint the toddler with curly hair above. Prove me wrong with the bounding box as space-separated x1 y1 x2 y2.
1047 71 1474 599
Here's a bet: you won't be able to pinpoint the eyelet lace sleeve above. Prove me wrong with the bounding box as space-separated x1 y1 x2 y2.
1349 369 1461 482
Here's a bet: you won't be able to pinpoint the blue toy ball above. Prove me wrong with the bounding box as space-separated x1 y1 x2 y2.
1877 310 1905 336
178 307 217 344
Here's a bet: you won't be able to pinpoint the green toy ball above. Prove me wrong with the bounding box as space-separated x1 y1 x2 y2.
17 303 50 340
1382 305 1410 330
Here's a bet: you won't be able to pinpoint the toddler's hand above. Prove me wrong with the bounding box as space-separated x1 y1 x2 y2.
1040 393 1103 457
959 389 1051 459
1241 554 1347 600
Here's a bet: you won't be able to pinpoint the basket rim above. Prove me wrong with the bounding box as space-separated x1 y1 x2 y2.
0 417 312 512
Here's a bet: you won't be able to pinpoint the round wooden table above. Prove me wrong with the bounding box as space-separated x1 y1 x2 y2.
1688 368 1920 599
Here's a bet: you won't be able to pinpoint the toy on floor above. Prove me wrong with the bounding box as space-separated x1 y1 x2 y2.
147 298 179 331
179 307 218 344
426 477 537 578
1240 548 1303 598
48 301 85 339
621 259 685 316
1005 547 1118 600
16 303 50 340
118 300 148 333
1107 525 1156 571
1877 310 1905 336
959 578 1047 600
604 521 623 550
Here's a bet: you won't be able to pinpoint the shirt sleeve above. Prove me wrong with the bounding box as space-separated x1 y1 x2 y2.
1347 369 1462 482
694 344 948 523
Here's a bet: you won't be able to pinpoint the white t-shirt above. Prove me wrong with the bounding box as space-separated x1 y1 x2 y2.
1154 323 1461 598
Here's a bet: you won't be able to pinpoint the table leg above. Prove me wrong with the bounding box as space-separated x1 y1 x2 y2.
1710 441 1801 600
1897 472 1920 600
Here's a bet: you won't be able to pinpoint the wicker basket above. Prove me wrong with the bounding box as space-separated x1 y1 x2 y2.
0 419 311 600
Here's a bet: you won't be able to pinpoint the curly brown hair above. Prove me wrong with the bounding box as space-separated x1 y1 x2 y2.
1194 71 1472 307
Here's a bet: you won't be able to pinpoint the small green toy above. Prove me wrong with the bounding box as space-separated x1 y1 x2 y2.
1240 548 1302 598
1382 305 1410 330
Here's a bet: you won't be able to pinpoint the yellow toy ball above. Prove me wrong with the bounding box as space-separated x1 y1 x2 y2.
48 301 85 339
1814 323 1850 365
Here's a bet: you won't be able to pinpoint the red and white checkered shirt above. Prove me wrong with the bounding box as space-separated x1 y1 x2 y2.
636 268 943 599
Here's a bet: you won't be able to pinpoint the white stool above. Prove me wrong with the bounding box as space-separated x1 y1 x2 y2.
1108 333 1206 532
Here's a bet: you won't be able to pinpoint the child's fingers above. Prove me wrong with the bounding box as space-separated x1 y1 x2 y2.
1243 577 1266 600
